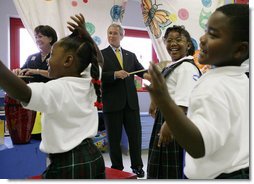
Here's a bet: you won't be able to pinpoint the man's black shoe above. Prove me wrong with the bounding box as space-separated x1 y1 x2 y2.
132 168 145 178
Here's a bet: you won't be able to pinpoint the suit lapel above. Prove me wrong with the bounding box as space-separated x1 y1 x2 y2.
122 49 129 70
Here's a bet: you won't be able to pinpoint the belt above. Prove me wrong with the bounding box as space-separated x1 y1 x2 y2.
216 167 249 179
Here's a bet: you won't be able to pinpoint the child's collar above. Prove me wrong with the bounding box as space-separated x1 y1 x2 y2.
166 55 194 67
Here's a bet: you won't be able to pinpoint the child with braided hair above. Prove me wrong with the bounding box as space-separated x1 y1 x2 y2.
0 14 105 179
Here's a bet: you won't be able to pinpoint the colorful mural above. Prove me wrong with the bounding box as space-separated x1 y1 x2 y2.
140 0 243 67
142 0 173 39
14 0 128 50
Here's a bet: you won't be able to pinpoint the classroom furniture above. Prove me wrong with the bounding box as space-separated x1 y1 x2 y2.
0 89 4 116
0 90 5 144
98 111 153 155
121 112 153 153
105 167 137 179
140 112 153 149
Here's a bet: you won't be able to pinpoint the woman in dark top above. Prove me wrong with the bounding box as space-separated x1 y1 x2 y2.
13 25 57 83
12 25 57 139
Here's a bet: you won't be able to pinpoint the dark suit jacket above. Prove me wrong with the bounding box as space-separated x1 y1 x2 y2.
101 46 145 112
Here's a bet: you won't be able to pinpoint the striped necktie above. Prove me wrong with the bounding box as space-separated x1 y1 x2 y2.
115 48 123 68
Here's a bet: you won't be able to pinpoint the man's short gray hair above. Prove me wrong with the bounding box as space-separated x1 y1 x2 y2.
108 23 125 36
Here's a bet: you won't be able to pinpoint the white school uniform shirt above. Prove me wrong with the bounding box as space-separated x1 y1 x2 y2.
185 66 249 179
22 77 98 154
165 56 200 107
241 59 249 73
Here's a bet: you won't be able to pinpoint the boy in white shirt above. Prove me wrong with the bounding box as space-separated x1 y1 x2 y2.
145 3 249 179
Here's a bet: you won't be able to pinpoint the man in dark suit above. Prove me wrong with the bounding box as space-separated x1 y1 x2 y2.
101 23 145 178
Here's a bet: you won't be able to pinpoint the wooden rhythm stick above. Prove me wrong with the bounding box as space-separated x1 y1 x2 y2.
17 75 33 79
128 69 148 75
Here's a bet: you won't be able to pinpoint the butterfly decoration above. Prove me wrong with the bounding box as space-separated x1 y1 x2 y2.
142 0 172 39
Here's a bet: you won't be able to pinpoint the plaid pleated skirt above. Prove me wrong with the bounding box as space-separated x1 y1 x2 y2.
42 138 105 179
147 110 184 179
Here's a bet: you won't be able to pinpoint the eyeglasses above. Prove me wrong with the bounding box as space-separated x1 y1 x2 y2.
163 25 188 44
164 37 187 44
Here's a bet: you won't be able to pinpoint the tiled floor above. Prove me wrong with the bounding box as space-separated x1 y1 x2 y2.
102 149 148 179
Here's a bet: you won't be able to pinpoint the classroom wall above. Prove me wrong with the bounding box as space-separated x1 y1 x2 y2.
0 0 145 67
0 0 18 67
122 0 146 30
0 0 150 112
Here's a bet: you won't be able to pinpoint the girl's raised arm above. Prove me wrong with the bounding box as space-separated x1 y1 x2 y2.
0 60 31 103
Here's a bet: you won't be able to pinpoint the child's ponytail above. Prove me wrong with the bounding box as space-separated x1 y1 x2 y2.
61 29 103 109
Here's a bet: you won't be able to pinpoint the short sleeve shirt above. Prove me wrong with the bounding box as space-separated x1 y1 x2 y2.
184 66 249 179
22 77 98 153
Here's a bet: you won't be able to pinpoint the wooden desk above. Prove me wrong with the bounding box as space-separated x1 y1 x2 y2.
0 137 47 179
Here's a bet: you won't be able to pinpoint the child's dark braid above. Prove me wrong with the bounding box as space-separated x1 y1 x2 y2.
60 29 102 109
89 43 102 109
75 32 102 109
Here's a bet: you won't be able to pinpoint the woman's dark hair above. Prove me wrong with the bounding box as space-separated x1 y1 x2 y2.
216 3 249 42
58 29 101 105
163 25 195 56
34 25 58 45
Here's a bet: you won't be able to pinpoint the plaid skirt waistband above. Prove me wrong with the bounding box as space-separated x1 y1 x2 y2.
49 138 93 159
45 138 105 179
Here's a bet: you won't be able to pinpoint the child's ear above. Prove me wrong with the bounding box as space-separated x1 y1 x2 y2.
233 41 249 61
64 55 74 67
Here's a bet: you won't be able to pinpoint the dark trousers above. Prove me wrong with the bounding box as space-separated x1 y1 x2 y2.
103 105 143 170
215 167 249 179
184 167 249 179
